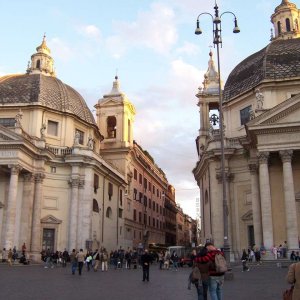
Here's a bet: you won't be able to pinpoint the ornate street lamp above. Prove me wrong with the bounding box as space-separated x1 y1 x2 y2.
195 2 240 265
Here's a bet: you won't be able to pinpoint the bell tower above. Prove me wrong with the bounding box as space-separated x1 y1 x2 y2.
195 50 222 159
271 0 300 40
95 76 136 151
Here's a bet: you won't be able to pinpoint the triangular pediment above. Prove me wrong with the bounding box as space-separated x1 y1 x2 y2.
247 94 300 128
41 215 62 224
241 210 253 221
0 125 23 141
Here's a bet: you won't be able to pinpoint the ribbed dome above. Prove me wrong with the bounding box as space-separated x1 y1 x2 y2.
0 73 96 125
223 38 300 102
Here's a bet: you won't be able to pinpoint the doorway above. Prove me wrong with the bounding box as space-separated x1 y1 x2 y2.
248 225 254 248
42 228 55 252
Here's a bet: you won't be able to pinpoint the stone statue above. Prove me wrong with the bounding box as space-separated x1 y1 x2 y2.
87 136 94 150
74 131 80 146
40 123 46 139
15 110 23 127
255 89 264 109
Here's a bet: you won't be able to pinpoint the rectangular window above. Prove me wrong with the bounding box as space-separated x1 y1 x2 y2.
156 203 159 213
148 182 151 192
0 118 15 127
133 188 137 200
148 216 151 226
152 201 155 211
119 208 123 218
133 209 136 221
149 199 151 209
139 192 143 202
139 174 142 185
134 169 137 180
139 212 142 223
47 120 59 136
153 218 155 227
144 196 147 207
240 105 252 126
156 219 159 228
50 166 56 173
144 214 147 225
108 182 113 200
153 185 155 194
94 174 99 194
75 129 84 145
143 178 147 190
119 190 123 206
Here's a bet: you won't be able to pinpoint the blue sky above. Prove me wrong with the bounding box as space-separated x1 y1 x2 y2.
0 0 295 218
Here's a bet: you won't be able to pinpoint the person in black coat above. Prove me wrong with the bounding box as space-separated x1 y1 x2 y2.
141 249 152 282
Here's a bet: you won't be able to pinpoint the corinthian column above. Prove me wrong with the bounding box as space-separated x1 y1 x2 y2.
258 152 274 250
4 165 22 250
69 177 79 251
31 173 45 254
280 150 299 249
249 163 263 247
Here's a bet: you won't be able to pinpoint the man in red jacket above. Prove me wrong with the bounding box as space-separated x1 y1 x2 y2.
194 242 225 300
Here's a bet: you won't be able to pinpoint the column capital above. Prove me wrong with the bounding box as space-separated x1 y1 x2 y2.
23 173 34 182
69 178 80 187
258 151 269 164
8 164 22 175
248 163 258 174
34 173 45 183
79 179 85 189
279 150 293 163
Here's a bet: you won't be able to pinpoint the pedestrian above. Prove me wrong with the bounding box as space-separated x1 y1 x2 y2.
286 261 300 300
44 248 54 268
76 249 85 275
85 250 93 271
195 242 226 300
158 251 164 270
141 249 152 282
21 243 26 254
254 247 261 265
271 245 278 260
62 248 69 267
171 251 179 271
70 249 77 275
12 246 17 263
194 247 210 300
93 249 100 271
241 249 250 272
164 250 170 270
2 248 7 263
290 251 296 261
7 248 13 266
101 248 109 271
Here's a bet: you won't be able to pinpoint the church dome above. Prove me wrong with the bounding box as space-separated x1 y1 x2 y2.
223 37 300 102
0 36 96 126
0 73 96 125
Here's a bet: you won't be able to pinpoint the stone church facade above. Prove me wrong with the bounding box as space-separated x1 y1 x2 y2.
193 0 300 259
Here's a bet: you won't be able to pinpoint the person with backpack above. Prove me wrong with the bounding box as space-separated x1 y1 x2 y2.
194 242 227 300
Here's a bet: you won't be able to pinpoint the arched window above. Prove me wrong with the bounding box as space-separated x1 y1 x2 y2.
106 207 112 218
93 199 99 213
107 116 117 138
277 21 282 34
36 59 41 69
286 18 291 32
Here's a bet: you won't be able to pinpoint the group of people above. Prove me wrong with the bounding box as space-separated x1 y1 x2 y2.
1 243 29 266
157 250 180 270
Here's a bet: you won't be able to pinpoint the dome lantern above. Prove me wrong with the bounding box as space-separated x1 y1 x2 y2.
27 34 56 77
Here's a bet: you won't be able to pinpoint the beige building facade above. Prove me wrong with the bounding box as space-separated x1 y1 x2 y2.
193 0 300 259
0 37 127 261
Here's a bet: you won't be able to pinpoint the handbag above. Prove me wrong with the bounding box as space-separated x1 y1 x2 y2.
283 285 294 300
191 266 201 283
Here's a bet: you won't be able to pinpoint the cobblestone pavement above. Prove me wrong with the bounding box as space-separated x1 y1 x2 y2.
0 262 291 300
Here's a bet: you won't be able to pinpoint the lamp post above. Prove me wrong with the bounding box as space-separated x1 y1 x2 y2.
194 2 240 264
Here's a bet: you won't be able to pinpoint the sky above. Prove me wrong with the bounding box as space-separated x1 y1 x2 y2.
0 0 296 219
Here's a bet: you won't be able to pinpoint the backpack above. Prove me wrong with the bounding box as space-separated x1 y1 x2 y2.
214 253 228 273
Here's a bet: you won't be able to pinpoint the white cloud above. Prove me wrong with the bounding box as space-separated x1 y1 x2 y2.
49 38 74 62
78 24 101 40
106 2 178 57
